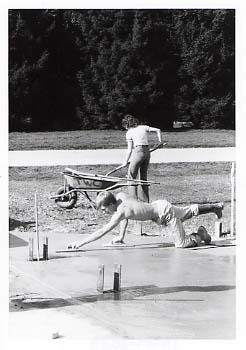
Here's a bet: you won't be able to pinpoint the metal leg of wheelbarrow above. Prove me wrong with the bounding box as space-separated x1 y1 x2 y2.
81 191 98 219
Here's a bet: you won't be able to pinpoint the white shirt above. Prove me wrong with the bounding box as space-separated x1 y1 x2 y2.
126 125 150 147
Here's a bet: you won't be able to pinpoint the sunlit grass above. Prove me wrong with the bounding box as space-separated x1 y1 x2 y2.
9 129 235 150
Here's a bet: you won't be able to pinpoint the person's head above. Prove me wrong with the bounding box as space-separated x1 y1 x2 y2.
121 114 139 130
96 191 117 214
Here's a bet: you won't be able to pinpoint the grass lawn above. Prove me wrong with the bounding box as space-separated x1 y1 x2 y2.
9 129 235 151
9 162 234 241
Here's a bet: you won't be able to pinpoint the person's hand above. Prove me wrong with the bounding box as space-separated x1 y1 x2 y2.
121 162 128 168
150 143 163 152
112 237 125 244
155 142 167 150
107 237 125 246
67 241 83 249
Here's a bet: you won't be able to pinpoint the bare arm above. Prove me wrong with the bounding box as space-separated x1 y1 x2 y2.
68 210 125 249
148 127 162 144
122 140 133 167
110 219 128 244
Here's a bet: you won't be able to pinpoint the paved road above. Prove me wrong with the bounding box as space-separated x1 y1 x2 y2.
9 147 235 166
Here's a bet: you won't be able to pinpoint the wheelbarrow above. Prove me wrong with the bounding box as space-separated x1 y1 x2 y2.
51 167 160 209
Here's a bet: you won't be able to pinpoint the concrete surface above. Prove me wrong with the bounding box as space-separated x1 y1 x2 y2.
9 230 236 340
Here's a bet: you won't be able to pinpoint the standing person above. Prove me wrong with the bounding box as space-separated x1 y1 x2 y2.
121 114 163 203
68 191 224 250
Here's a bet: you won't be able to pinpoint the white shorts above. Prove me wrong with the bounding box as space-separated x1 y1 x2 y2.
167 204 199 248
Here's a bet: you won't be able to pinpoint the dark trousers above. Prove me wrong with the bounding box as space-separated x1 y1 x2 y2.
128 146 150 202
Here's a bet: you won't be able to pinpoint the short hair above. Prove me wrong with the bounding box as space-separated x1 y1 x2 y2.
121 114 139 129
95 191 117 209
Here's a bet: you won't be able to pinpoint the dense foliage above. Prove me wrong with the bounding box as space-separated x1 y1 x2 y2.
9 9 235 131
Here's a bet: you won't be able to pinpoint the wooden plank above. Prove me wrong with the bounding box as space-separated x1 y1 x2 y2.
56 242 172 253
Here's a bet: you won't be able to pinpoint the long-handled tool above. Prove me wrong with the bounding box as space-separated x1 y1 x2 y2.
105 142 166 176
106 164 127 176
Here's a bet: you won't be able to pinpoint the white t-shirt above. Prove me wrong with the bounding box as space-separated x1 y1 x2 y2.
126 125 150 147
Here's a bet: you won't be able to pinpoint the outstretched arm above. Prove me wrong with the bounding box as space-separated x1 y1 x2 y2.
68 211 124 249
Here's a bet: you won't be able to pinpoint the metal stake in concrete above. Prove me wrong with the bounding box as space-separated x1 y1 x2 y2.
35 192 40 261
42 236 49 260
28 237 34 261
113 264 122 292
215 221 222 239
230 162 235 237
97 264 104 293
134 221 143 235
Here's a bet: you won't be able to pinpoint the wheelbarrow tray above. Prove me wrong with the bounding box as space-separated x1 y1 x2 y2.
63 167 156 191
51 167 159 209
63 170 121 191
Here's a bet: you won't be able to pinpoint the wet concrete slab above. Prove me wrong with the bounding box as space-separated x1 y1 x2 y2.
9 231 236 339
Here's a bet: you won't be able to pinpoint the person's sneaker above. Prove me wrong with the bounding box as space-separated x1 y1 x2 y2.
214 202 224 219
197 226 211 244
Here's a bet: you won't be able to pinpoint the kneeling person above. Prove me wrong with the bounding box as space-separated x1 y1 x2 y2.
68 191 223 249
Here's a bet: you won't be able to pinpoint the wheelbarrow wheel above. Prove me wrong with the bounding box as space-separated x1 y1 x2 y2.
55 187 77 209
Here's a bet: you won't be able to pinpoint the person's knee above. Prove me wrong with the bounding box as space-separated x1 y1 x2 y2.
129 166 139 179
175 235 199 248
139 168 148 181
189 234 202 246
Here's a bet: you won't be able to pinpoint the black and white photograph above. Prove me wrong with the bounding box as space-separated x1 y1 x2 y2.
2 0 244 348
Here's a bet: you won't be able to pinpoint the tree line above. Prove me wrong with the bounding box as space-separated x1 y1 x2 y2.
9 9 235 131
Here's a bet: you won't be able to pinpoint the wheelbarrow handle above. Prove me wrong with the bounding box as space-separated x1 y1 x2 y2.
149 142 167 152
106 164 127 176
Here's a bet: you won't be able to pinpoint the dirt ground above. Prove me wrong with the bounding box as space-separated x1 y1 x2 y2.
9 162 233 238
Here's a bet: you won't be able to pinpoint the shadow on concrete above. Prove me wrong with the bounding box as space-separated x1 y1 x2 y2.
9 233 28 248
10 284 235 312
190 244 236 250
